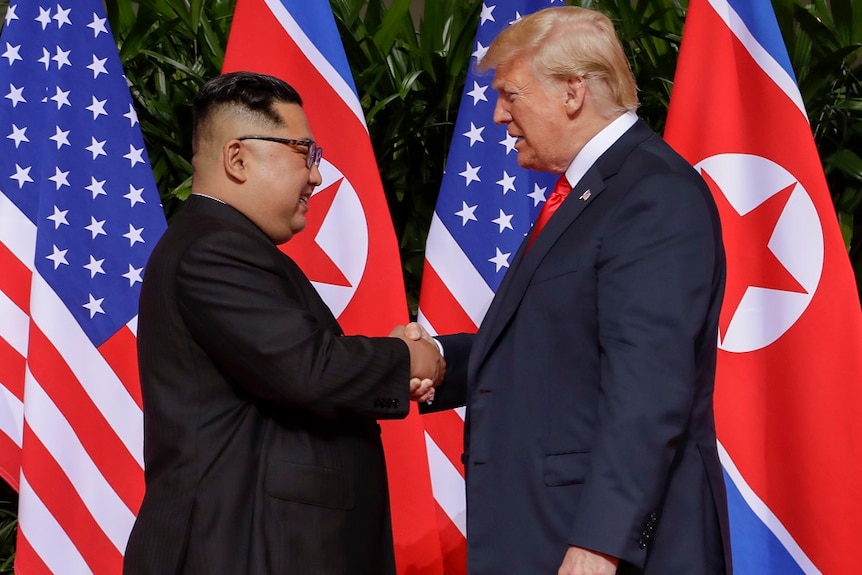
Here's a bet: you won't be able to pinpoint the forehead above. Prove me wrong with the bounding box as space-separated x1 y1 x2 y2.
491 56 535 90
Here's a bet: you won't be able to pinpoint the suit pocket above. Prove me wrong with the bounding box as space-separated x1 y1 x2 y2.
265 459 355 510
543 450 591 486
531 265 579 285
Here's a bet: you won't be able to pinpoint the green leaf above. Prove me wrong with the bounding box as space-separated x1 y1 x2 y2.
828 149 862 183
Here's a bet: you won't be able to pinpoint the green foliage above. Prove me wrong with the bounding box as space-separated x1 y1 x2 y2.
0 482 15 574
104 0 234 220
773 0 862 300
331 0 481 310
584 0 686 132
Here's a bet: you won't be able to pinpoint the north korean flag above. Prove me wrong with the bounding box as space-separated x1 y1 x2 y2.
665 0 862 573
223 1 443 572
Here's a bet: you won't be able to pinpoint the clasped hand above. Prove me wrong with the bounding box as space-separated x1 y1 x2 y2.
389 322 443 403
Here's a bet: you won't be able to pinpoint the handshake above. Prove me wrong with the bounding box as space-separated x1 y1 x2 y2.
389 322 443 404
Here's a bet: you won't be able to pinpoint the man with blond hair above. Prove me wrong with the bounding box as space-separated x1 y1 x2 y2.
412 6 731 574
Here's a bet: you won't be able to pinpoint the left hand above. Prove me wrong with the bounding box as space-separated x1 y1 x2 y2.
558 546 618 575
409 377 436 403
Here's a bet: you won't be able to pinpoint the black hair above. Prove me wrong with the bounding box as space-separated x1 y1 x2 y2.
193 71 303 138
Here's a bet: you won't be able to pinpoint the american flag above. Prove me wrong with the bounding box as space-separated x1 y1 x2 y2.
0 0 166 572
665 0 862 572
416 1 560 572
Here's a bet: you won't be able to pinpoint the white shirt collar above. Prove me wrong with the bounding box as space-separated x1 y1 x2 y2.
191 192 225 204
563 110 638 188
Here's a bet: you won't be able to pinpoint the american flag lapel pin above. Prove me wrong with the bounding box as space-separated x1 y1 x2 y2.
579 189 592 201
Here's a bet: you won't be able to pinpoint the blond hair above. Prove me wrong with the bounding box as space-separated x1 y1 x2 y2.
480 6 638 114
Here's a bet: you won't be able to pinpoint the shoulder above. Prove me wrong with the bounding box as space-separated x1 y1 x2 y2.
606 135 717 224
155 199 282 266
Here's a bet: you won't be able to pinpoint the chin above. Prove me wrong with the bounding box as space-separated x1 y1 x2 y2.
272 232 292 245
516 156 537 170
273 222 304 245
517 155 555 174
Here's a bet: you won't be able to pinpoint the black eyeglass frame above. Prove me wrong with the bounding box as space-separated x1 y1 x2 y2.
237 136 323 169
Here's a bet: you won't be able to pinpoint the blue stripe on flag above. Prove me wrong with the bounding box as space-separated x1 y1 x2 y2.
273 0 358 96
727 0 797 83
723 470 806 575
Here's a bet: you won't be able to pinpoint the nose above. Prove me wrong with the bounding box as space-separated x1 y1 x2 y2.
492 99 511 125
308 163 323 187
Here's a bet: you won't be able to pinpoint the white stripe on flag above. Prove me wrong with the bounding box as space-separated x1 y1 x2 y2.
18 473 91 574
707 0 806 117
24 371 137 551
127 316 138 336
0 288 29 357
424 430 467 537
0 186 36 264
0 385 23 448
263 0 367 128
424 213 495 327
717 441 820 574
29 273 144 465
415 310 438 337
0 195 30 450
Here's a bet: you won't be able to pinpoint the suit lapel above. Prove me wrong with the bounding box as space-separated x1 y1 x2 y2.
468 171 605 380
468 119 656 380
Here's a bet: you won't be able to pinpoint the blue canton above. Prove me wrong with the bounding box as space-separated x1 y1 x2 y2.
0 1 167 345
435 0 560 290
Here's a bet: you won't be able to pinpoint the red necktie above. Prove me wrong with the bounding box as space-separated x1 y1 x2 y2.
527 175 570 251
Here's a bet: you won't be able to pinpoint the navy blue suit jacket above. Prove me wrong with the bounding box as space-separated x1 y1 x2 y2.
429 120 732 574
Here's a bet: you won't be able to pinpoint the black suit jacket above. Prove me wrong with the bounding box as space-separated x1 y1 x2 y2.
124 195 410 574
429 120 732 574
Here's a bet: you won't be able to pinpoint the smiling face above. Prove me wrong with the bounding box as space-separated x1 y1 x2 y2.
491 55 579 174
231 102 322 244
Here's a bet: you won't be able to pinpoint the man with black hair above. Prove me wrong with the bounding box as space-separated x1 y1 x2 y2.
124 71 442 575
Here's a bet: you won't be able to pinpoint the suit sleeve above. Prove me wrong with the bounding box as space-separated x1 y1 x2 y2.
174 228 410 420
568 172 721 564
419 332 474 413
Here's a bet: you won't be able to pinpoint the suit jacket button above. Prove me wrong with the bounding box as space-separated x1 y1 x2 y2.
392 399 400 408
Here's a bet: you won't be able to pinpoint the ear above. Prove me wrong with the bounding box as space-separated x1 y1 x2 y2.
223 140 248 183
564 77 586 117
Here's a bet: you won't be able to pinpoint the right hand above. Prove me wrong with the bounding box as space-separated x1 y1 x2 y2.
404 322 435 345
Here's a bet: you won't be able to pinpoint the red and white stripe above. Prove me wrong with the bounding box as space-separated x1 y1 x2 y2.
417 214 500 574
0 192 144 574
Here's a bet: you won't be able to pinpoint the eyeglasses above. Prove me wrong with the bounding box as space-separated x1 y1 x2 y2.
237 136 323 169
